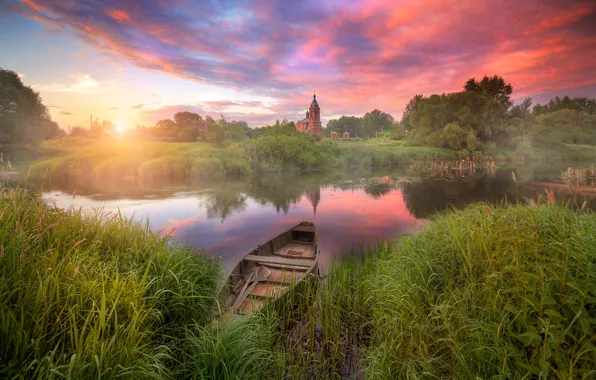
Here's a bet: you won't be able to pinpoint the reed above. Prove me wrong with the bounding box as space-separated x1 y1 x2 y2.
0 186 222 378
365 202 596 378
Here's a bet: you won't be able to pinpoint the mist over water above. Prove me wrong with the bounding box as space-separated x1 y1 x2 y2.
39 164 596 273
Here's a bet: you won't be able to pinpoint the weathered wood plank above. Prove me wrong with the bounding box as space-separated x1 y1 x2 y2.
243 254 314 267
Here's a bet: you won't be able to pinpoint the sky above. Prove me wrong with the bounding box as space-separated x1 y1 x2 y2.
1 0 595 130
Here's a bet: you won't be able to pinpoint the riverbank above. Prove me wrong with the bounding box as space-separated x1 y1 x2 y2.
10 137 596 182
20 138 455 181
1 186 594 378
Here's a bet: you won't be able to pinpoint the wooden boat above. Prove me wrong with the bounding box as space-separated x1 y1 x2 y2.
219 222 319 315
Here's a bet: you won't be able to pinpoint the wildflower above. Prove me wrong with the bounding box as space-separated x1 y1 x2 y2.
581 201 587 211
73 266 79 278
47 267 52 272
535 195 542 209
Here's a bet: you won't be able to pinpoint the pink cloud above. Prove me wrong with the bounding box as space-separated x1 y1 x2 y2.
10 0 596 125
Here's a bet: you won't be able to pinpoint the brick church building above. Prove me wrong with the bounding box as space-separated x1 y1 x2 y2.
296 94 323 137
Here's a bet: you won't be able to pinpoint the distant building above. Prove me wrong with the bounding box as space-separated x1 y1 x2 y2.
296 94 323 138
330 131 339 138
343 132 350 138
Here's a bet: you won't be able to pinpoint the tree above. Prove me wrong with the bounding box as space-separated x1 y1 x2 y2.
44 120 66 140
173 111 204 128
401 94 423 129
509 97 533 119
326 116 362 137
533 96 596 115
464 75 513 106
0 68 54 147
362 109 394 137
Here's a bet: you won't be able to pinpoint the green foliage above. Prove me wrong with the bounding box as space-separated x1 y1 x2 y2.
178 127 200 142
361 109 394 137
0 67 62 148
326 116 363 137
534 96 596 115
464 74 513 105
408 91 507 148
534 109 596 145
401 94 423 129
365 203 596 378
0 188 222 378
251 118 298 139
183 314 281 379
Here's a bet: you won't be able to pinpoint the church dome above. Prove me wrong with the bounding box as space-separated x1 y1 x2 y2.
309 94 320 109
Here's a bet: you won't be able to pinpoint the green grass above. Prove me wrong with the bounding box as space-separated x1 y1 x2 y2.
25 137 458 181
365 202 596 378
2 183 594 379
0 186 222 378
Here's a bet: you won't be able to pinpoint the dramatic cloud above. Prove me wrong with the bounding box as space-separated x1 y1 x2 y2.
59 110 75 115
11 0 596 124
130 104 144 109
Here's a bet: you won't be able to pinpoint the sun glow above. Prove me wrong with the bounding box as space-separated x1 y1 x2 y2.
115 122 126 135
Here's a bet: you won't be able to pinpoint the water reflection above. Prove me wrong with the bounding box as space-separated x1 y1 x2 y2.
38 164 596 273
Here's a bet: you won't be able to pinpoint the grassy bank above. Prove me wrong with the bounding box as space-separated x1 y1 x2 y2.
25 137 457 181
2 186 594 378
0 187 222 378
195 201 595 379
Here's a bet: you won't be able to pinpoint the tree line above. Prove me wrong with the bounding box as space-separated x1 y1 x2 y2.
402 75 596 153
2 65 595 156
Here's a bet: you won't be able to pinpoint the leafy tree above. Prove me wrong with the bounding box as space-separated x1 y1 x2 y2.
326 116 362 137
464 75 513 105
0 68 55 147
44 120 66 140
509 97 533 119
401 94 423 129
156 119 176 129
252 119 297 139
178 128 200 142
362 109 394 137
174 111 204 128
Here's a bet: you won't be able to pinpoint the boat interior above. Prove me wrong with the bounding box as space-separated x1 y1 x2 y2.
223 223 318 314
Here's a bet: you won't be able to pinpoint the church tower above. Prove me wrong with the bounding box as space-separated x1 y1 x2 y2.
296 93 323 137
309 94 320 124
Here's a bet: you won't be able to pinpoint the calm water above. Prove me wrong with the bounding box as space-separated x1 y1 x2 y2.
38 164 596 273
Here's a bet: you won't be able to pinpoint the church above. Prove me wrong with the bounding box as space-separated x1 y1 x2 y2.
296 94 323 137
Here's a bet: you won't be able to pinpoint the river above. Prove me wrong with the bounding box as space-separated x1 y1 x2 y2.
38 163 596 273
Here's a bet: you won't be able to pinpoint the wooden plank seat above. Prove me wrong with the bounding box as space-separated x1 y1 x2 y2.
243 254 313 267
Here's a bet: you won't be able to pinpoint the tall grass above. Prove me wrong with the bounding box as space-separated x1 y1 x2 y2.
365 203 596 378
0 186 222 378
183 313 282 379
167 201 595 379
